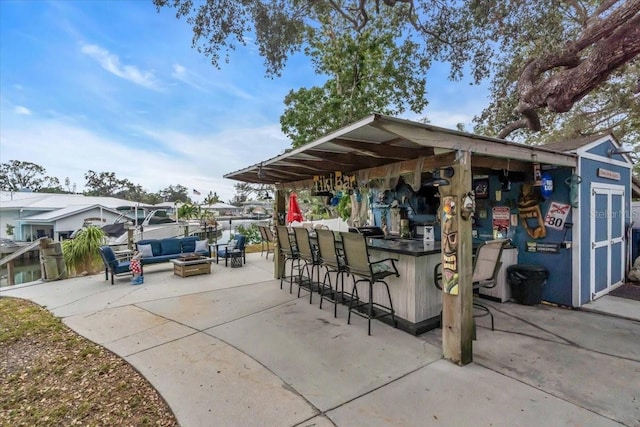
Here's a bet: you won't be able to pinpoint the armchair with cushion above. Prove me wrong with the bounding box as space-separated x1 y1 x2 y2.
215 234 246 266
99 245 132 285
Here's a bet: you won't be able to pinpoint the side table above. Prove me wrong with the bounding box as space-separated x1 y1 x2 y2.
230 249 243 268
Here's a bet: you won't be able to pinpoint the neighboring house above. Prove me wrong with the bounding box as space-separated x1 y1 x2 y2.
0 192 138 241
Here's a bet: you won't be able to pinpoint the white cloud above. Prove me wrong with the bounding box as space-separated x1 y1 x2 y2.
80 43 160 90
14 106 31 115
0 114 289 203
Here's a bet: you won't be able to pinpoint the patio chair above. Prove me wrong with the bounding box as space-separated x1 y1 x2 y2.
259 225 275 260
292 227 322 303
275 225 301 293
316 228 349 318
434 240 506 331
99 245 132 285
215 234 246 267
340 232 399 335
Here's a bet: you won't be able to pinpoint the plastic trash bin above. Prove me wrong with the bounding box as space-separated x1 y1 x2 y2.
507 264 549 305
632 229 640 264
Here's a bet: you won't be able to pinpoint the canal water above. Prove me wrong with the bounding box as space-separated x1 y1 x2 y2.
1 258 42 287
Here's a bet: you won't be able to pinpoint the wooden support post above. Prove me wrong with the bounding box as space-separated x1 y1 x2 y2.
439 150 474 365
7 260 15 286
273 189 286 279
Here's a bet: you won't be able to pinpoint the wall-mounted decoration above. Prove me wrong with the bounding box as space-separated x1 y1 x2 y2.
540 173 554 199
441 196 459 295
544 202 571 231
478 209 488 219
526 242 560 254
492 207 511 239
474 179 489 199
518 184 547 239
565 174 582 208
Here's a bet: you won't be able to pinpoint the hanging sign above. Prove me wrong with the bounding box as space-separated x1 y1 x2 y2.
597 168 621 181
492 207 510 239
544 201 571 231
313 171 356 193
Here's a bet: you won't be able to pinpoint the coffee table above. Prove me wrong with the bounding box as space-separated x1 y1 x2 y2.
170 256 214 277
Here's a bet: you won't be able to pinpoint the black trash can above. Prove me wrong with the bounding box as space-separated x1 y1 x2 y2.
507 264 549 305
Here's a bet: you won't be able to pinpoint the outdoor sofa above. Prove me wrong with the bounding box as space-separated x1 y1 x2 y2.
99 236 210 284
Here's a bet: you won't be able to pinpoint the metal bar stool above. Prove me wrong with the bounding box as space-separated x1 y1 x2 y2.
316 229 350 317
275 225 301 293
340 232 399 335
292 227 322 303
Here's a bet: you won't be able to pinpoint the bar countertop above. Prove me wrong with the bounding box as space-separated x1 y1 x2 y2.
366 237 441 257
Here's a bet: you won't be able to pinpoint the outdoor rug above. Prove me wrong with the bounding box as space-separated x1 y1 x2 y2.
609 283 640 302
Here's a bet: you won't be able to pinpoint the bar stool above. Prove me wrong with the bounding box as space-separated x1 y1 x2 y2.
292 227 322 303
340 232 399 335
316 229 349 317
275 225 301 293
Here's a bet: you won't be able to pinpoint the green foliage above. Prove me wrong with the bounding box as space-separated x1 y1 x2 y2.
281 8 428 147
157 0 638 156
5 224 14 237
0 160 62 192
336 194 351 222
159 184 191 203
234 224 261 245
62 226 107 275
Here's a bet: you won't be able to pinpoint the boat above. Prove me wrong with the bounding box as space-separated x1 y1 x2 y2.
0 238 20 256
98 205 207 246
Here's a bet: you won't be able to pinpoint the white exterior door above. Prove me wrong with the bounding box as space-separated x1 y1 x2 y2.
590 183 625 300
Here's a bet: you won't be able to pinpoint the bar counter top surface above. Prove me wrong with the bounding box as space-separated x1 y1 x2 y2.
366 237 441 257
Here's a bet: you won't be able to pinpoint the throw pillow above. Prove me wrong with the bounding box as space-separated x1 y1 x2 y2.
138 244 154 258
227 239 238 250
195 240 208 252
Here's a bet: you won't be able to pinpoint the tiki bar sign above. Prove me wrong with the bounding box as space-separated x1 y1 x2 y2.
313 171 357 193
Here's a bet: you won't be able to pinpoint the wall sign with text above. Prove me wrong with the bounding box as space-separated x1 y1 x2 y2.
544 202 571 231
313 171 357 193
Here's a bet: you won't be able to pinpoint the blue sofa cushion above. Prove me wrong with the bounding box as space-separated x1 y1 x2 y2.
137 239 162 256
160 238 181 256
181 236 198 253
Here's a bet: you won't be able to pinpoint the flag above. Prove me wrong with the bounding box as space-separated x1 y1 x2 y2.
193 189 201 196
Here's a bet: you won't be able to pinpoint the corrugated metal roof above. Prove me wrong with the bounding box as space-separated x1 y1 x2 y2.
0 193 139 210
19 204 123 221
224 114 577 185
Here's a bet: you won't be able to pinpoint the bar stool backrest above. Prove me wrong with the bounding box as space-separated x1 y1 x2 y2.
316 229 341 269
340 232 372 278
472 240 505 286
275 225 296 256
292 227 314 262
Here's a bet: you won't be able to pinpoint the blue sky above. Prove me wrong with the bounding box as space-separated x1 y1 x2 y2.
0 0 489 203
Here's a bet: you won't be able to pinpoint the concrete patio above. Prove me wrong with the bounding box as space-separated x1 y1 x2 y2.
2 252 639 426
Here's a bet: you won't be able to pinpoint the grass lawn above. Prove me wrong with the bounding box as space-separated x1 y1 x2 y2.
0 297 178 426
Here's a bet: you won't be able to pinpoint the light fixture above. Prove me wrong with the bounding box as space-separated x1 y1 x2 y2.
423 168 452 187
607 147 634 157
